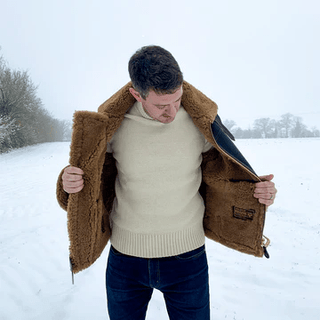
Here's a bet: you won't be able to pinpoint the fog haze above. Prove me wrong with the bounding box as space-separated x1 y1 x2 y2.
1 0 319 128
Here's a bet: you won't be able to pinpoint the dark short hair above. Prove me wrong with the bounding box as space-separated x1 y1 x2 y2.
128 45 183 99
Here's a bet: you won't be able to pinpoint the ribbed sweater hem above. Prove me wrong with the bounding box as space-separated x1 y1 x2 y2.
110 223 205 258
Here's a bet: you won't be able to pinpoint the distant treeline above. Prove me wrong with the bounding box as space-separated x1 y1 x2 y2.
224 114 320 139
1 48 318 155
0 49 72 153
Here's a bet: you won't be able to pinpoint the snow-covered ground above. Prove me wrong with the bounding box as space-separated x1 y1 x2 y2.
0 138 319 320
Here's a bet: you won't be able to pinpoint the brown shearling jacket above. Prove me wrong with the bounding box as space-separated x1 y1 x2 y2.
56 81 270 275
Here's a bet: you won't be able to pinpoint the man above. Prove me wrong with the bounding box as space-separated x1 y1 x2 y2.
57 45 277 319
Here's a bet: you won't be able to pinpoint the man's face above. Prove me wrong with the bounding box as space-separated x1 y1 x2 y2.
130 86 183 124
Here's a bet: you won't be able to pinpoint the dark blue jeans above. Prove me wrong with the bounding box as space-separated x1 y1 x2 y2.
106 245 210 320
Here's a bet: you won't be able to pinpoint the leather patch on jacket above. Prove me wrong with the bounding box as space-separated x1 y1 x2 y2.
233 206 255 221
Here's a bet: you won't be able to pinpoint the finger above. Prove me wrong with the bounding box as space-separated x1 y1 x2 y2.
63 167 84 182
62 173 82 184
259 174 274 181
64 184 84 194
63 178 84 189
254 185 276 193
254 186 276 194
255 180 275 188
253 191 275 201
257 197 274 206
253 193 275 201
64 166 84 175
65 174 83 182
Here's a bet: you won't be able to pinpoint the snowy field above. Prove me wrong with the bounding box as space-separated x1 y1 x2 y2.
0 138 319 320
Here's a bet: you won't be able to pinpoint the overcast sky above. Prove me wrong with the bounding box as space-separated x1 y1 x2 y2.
1 0 319 129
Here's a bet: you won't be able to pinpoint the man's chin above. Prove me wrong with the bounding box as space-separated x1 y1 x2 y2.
160 116 175 124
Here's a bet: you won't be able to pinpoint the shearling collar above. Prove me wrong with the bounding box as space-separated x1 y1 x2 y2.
97 81 218 126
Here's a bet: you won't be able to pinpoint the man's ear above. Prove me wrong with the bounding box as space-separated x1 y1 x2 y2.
129 88 143 102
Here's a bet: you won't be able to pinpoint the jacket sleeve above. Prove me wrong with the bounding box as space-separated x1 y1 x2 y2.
56 166 69 211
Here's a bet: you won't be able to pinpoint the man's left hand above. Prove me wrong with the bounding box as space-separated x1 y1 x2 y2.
254 174 277 207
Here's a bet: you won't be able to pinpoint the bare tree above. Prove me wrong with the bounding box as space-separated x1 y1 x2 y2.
291 116 308 138
278 113 294 138
0 67 42 149
0 49 70 153
225 112 319 139
311 126 320 137
62 120 72 141
223 119 237 132
253 118 274 138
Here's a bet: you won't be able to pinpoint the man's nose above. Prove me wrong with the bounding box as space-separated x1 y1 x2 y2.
165 105 176 116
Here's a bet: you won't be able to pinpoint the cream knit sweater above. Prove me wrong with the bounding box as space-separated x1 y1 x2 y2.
107 101 213 258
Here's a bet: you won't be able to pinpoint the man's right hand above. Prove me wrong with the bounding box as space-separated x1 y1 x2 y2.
62 166 84 194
